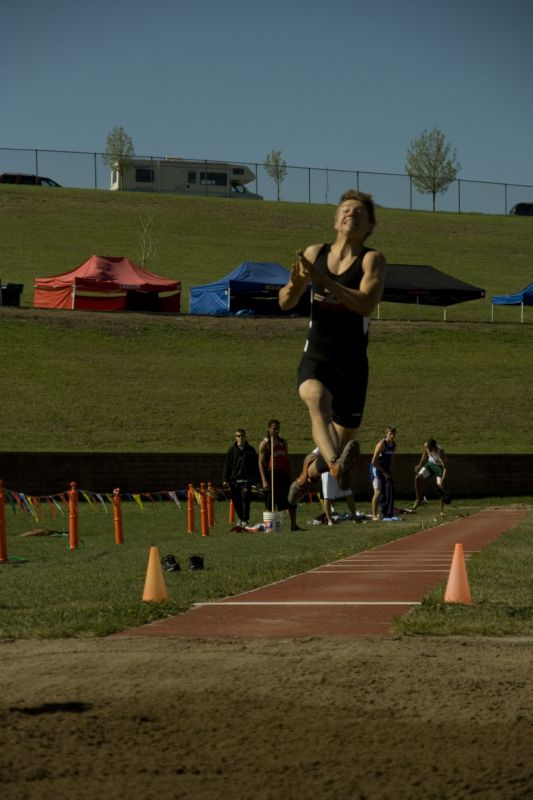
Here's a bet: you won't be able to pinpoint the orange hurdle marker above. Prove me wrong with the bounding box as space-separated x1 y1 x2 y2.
142 546 168 602
229 499 235 523
0 480 7 563
207 481 215 528
68 482 79 550
199 482 209 537
187 483 195 533
113 488 124 545
444 543 472 604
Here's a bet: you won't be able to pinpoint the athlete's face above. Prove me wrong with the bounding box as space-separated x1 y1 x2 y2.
268 423 280 437
334 200 372 239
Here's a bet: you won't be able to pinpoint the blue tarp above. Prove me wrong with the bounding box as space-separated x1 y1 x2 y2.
189 262 310 316
492 282 533 305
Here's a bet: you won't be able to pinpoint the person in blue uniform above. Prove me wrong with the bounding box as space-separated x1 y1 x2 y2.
279 190 387 504
370 426 397 521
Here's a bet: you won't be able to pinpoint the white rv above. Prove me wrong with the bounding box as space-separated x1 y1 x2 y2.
110 157 262 199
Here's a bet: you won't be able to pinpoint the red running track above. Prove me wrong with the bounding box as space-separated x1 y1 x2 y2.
118 508 528 638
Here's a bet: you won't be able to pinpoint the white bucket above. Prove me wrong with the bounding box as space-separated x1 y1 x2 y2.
263 511 283 533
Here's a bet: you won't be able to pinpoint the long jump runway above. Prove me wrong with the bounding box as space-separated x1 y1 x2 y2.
121 508 527 638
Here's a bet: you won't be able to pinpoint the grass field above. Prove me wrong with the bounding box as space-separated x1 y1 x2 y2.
1 185 533 453
1 309 532 454
2 182 533 317
1 497 531 639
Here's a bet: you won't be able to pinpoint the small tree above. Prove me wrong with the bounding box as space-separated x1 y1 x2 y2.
136 214 159 267
405 128 460 211
103 126 134 190
264 149 287 201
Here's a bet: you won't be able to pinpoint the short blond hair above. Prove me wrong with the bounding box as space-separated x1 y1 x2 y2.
338 189 377 228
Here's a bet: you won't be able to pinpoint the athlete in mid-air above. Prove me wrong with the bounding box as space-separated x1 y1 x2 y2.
278 189 387 502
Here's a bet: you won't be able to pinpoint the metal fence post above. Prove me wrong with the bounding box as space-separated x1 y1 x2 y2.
35 149 39 177
93 153 98 189
458 179 461 214
308 167 311 203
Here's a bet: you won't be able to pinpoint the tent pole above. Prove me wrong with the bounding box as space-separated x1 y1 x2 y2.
521 302 524 324
491 304 494 323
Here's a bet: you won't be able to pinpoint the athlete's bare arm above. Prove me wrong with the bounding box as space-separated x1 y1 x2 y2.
371 440 384 468
258 439 269 486
278 247 321 310
297 247 386 317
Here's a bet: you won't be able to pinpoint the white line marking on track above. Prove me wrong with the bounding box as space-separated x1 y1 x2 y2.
312 569 449 574
194 601 421 607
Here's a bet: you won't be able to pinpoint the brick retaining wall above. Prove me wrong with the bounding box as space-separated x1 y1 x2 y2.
0 452 531 500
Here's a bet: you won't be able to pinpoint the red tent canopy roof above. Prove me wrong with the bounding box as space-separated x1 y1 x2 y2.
34 255 180 293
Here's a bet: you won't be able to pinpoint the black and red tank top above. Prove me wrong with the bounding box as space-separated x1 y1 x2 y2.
263 436 290 472
303 244 372 360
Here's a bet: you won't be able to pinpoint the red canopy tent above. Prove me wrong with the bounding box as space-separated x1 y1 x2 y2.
33 255 181 312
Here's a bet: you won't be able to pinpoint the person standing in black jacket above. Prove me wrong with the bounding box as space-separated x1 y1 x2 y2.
222 429 260 526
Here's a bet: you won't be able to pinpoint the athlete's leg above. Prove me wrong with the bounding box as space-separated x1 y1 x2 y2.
298 379 339 466
288 380 340 505
323 497 334 526
371 468 382 520
329 422 361 489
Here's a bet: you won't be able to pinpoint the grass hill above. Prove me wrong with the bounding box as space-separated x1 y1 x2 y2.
1 185 532 455
3 184 533 314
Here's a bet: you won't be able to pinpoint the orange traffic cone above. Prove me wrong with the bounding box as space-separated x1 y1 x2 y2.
444 543 472 604
142 546 169 602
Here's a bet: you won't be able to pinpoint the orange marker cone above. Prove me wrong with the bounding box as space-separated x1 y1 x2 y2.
187 483 195 533
142 546 169 602
444 543 472 604
0 479 7 563
200 482 209 537
207 481 215 527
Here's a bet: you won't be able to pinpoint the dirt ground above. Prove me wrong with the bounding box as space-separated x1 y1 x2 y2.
1 635 533 799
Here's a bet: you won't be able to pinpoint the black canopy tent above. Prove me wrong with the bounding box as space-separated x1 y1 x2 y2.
378 264 485 319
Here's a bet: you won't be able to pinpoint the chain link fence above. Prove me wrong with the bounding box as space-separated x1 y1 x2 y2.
1 146 533 215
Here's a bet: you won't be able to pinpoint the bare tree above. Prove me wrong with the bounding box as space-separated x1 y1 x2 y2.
102 126 134 190
136 214 159 267
263 149 287 201
405 128 460 211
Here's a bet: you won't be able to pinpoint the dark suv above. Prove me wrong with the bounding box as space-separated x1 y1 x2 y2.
0 173 61 187
509 202 533 216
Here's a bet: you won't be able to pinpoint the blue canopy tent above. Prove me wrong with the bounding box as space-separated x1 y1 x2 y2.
491 282 533 323
189 262 310 316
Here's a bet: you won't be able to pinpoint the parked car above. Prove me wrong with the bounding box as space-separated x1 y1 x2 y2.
0 173 61 187
509 202 533 216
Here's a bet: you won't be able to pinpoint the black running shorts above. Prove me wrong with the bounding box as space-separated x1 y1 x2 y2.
265 470 294 511
297 354 368 429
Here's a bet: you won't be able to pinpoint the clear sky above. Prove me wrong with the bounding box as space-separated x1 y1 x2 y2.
2 0 532 192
